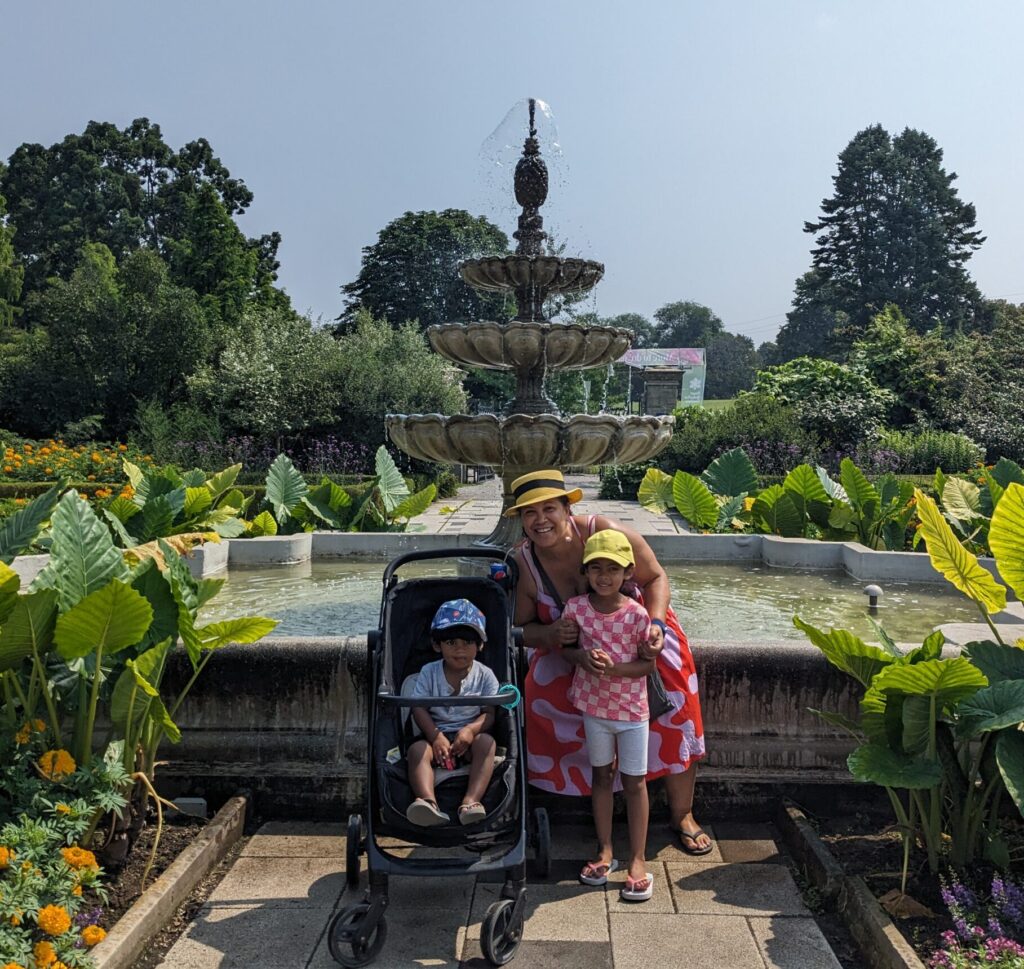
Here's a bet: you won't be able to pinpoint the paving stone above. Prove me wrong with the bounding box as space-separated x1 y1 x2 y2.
241 821 345 857
467 881 609 941
749 915 844 968
609 913 765 969
206 856 344 907
160 902 331 968
307 904 467 968
460 938 612 969
384 874 476 913
668 862 809 917
713 821 782 864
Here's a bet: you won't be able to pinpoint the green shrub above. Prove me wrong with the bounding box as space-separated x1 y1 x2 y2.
599 464 649 499
875 428 984 474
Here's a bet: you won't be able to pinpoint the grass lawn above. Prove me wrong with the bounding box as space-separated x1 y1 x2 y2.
699 399 736 411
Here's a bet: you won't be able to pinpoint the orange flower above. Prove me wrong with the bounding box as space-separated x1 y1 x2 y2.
15 719 44 744
32 940 57 967
39 446 51 455
91 452 101 463
0 845 13 868
71 884 82 896
37 749 76 781
36 904 71 936
54 802 72 815
81 925 106 947
118 444 128 452
86 475 96 481
60 846 98 871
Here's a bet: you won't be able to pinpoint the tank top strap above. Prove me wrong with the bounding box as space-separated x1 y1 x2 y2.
570 514 599 539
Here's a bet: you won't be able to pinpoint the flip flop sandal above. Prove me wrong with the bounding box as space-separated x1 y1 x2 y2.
620 873 654 902
679 828 714 856
579 858 619 886
458 801 487 825
406 798 450 826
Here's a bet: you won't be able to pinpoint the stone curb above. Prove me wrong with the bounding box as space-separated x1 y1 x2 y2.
92 795 248 969
776 800 925 969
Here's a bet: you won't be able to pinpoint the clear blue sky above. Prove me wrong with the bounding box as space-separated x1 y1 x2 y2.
4 2 1022 344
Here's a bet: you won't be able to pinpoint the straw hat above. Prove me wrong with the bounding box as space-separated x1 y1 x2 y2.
504 470 583 517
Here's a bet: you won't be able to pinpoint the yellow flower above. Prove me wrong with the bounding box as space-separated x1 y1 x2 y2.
2 962 27 969
32 940 57 967
86 474 96 481
0 845 13 868
3 466 11 473
71 884 82 896
55 802 72 815
60 846 98 871
37 749 76 782
39 447 51 456
91 452 101 463
36 904 71 936
44 467 53 475
118 444 127 451
81 925 106 947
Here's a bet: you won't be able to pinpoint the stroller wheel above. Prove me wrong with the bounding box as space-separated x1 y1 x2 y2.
481 898 523 966
328 903 388 968
346 814 363 889
533 807 551 880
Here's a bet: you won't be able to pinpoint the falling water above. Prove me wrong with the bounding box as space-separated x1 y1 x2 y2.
581 377 591 415
598 362 614 413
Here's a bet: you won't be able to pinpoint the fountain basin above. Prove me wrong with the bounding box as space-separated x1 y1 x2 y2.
386 412 673 476
427 321 631 372
460 255 604 297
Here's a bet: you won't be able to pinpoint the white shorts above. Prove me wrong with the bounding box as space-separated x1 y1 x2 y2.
582 715 649 776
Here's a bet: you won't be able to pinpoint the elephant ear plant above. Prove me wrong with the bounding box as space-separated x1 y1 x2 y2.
796 482 1024 889
0 487 277 873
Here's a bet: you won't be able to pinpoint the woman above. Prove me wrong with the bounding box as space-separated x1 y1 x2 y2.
509 469 711 854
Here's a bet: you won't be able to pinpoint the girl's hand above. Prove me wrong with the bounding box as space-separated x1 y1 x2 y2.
431 732 453 768
640 622 665 660
576 649 606 675
450 726 476 758
555 616 580 645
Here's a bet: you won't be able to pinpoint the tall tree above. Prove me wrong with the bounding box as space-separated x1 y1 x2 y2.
1 118 283 307
704 331 758 399
802 124 985 337
339 210 508 332
604 312 655 349
650 301 723 347
0 185 23 326
774 270 847 361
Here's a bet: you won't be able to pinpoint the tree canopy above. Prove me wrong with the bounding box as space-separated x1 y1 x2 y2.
802 124 985 339
650 301 723 348
0 187 23 327
339 209 508 332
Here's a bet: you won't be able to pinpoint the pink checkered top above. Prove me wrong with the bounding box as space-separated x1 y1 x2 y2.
564 596 651 722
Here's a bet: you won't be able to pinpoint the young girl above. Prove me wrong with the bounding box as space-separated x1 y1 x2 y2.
563 529 655 902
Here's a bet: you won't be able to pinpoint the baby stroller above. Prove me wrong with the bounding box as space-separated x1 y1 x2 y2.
328 548 551 968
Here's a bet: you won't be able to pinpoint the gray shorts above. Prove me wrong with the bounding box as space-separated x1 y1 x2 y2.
582 715 649 776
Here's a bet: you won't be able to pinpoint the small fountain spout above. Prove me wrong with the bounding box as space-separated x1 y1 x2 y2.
513 98 548 261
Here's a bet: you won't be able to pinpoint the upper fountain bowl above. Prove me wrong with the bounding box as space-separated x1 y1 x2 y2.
461 255 604 298
427 321 631 372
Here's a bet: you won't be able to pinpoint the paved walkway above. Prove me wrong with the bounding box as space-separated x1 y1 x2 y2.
158 820 844 968
415 473 686 537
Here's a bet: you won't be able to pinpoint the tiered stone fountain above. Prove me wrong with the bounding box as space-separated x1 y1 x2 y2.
386 100 674 547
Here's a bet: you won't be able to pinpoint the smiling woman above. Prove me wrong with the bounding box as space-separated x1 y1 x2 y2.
509 469 712 856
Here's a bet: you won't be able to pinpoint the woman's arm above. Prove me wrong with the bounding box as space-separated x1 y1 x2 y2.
608 657 656 678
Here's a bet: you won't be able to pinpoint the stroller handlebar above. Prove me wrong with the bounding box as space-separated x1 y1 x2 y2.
377 692 512 708
381 547 519 587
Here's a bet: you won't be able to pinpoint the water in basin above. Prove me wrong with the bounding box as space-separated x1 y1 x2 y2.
199 560 976 643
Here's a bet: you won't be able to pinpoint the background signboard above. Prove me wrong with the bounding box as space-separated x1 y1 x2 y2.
620 348 707 407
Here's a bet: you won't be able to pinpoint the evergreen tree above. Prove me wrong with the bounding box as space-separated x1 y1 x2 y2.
774 270 847 361
802 124 985 338
0 186 23 326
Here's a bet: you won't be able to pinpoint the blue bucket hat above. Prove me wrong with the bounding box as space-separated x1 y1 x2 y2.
431 598 487 642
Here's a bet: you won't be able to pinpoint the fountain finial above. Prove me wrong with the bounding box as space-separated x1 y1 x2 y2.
513 98 548 258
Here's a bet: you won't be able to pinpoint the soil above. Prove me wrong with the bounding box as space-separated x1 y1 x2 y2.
84 814 247 968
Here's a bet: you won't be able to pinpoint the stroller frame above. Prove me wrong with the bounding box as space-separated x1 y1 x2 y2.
328 548 550 968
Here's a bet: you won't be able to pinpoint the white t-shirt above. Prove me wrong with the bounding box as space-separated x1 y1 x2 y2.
411 659 500 732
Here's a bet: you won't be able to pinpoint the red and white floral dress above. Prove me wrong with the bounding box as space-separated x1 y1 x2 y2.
520 515 706 796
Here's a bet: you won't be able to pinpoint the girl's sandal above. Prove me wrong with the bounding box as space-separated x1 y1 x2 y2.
458 801 487 825
579 858 619 886
620 873 654 902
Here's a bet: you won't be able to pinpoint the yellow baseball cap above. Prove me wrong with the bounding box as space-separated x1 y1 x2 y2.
582 529 634 568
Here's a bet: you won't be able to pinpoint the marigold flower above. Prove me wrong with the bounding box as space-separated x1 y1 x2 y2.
118 444 127 452
3 466 11 473
91 452 101 462
81 925 106 946
38 749 76 781
0 845 13 868
71 884 82 897
39 447 50 455
60 846 98 871
9 910 21 925
86 474 96 481
1 962 26 969
36 905 71 936
54 802 71 815
44 467 53 475
32 940 57 967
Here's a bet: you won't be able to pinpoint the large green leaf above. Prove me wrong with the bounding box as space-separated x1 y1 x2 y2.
105 496 141 525
963 641 1024 684
54 579 154 660
195 577 226 610
0 562 20 625
184 487 213 518
248 511 278 537
992 458 1024 490
816 466 848 503
195 616 278 650
859 686 888 742
872 657 987 705
122 458 146 489
848 744 942 789
32 491 130 610
161 541 202 667
914 489 1007 613
957 680 1024 736
391 484 436 522
0 588 57 672
672 472 718 529
942 478 982 523
715 494 746 533
265 453 308 524
793 617 894 688
840 458 879 512
638 468 675 514
901 696 933 755
989 482 1024 601
752 485 802 537
701 447 758 497
996 728 1024 818
904 629 946 665
141 494 177 538
374 447 409 513
205 464 242 502
130 558 180 651
808 708 863 737
110 638 173 735
783 464 831 523
0 481 62 565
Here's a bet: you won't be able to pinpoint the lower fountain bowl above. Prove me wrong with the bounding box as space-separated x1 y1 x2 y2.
385 412 674 477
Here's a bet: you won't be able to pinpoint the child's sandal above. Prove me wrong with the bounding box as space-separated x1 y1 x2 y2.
457 801 487 825
620 873 654 902
406 798 450 826
579 858 619 886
